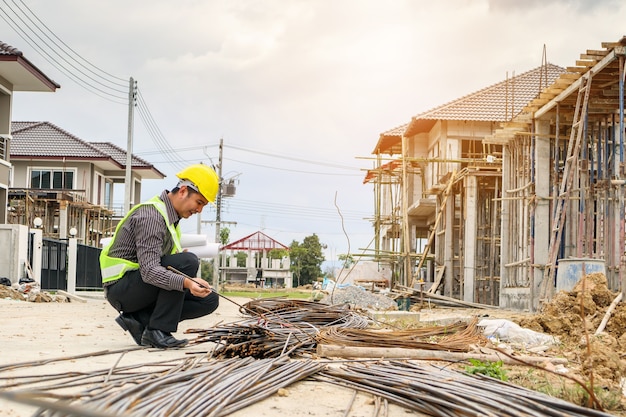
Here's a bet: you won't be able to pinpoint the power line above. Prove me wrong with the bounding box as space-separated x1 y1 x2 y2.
225 157 362 176
1 1 189 166
225 144 358 170
134 144 363 175
135 89 188 171
218 198 369 222
0 0 127 101
10 0 127 85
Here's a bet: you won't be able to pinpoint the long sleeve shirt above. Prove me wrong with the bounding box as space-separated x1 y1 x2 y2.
105 190 185 291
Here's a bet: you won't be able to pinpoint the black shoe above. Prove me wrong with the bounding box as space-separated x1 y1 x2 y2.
115 313 145 346
140 328 188 349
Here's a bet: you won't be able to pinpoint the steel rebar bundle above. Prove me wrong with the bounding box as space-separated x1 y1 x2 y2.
185 297 371 358
238 297 370 327
1 350 618 417
316 317 485 352
2 356 325 417
317 360 615 417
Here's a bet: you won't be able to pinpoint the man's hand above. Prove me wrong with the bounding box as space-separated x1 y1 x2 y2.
183 277 213 297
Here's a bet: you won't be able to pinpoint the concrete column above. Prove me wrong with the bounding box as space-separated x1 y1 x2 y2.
67 237 77 293
614 185 623 288
443 193 454 297
59 200 68 239
31 229 43 283
499 145 511 306
463 175 477 303
533 119 552 310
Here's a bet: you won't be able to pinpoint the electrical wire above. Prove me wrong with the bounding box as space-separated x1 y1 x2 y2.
225 144 359 170
135 88 188 171
225 157 363 176
11 0 127 85
0 1 190 169
0 0 127 103
222 198 368 222
1 2 373 236
135 145 363 176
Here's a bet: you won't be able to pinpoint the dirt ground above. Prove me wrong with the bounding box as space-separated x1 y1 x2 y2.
1 274 626 416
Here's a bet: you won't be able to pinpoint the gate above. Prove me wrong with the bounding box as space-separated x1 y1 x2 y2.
41 238 68 290
39 239 103 291
76 243 102 290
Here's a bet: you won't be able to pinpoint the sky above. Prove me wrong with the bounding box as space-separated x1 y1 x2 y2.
2 0 626 268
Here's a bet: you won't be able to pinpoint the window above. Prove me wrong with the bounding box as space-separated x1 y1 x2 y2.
30 169 74 190
0 135 7 160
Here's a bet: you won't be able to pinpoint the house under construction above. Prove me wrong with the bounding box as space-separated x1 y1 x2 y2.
7 121 164 246
366 38 626 311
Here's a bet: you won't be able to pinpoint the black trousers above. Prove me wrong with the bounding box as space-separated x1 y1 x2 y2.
105 252 219 333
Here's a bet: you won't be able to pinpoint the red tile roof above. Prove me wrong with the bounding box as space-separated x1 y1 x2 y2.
222 231 289 251
373 63 568 155
406 63 567 134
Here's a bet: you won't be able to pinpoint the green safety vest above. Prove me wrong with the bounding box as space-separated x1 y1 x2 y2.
100 195 182 284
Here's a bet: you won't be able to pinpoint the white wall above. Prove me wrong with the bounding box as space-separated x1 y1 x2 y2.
0 224 29 283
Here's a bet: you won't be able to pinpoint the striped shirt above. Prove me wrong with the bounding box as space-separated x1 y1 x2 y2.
105 190 185 291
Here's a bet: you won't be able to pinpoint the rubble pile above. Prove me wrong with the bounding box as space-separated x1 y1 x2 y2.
0 282 68 303
519 272 626 382
319 285 398 311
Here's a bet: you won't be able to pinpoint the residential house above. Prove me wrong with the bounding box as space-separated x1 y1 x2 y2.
0 41 58 223
9 121 164 246
219 231 292 288
367 63 566 307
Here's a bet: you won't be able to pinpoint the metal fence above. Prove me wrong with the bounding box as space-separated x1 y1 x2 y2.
40 238 68 290
39 238 102 291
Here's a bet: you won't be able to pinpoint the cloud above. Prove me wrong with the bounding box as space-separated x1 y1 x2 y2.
486 0 621 13
7 0 626 260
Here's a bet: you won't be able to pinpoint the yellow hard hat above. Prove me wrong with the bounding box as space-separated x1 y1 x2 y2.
176 164 220 203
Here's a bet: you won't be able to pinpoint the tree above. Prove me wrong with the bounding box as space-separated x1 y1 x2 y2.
219 227 230 246
338 254 355 268
200 259 213 281
268 248 289 259
290 234 325 286
235 251 247 267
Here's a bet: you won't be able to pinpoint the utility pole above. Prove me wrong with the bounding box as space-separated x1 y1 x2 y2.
212 138 224 289
124 77 136 214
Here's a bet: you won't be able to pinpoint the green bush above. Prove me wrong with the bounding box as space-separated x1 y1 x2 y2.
465 359 508 381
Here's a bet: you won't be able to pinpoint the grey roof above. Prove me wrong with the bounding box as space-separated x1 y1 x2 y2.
0 41 59 91
91 141 155 169
10 121 164 177
12 121 108 159
0 41 23 56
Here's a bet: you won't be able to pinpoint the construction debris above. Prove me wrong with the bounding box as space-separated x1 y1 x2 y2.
319 285 398 310
0 284 68 303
